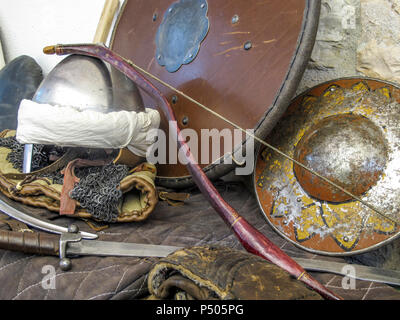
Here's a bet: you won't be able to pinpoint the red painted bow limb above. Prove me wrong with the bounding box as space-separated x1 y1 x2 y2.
43 44 342 300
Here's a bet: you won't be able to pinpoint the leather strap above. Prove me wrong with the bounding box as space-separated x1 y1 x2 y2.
60 158 111 215
0 219 32 233
159 191 190 207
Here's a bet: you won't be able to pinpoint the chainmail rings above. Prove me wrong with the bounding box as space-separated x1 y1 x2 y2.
70 164 129 222
0 135 130 222
0 136 63 172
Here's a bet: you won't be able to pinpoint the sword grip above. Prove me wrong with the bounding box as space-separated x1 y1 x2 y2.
0 230 60 256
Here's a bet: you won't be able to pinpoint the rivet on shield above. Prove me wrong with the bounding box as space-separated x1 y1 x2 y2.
244 41 252 51
182 116 189 126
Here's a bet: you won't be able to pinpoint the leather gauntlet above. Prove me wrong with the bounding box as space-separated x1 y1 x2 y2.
148 246 323 300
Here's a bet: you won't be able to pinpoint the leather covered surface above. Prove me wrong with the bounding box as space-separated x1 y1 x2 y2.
111 0 321 188
0 181 399 300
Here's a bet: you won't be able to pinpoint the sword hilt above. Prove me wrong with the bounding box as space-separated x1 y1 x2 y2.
0 229 59 256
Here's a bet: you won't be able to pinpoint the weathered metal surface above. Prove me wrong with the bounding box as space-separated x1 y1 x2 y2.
254 78 400 255
155 0 209 73
293 113 388 203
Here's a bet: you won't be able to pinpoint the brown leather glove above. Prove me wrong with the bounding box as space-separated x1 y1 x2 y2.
148 246 323 300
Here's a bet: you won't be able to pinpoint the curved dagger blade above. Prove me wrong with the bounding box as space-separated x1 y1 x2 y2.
0 198 98 239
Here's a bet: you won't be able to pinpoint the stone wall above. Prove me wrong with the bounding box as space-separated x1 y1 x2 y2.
299 0 400 93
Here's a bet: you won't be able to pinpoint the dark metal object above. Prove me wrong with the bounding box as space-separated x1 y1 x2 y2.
155 0 210 72
182 116 189 126
243 41 252 50
70 163 129 222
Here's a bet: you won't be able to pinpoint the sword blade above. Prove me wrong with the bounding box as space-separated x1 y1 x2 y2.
22 144 33 173
67 240 400 286
294 258 400 287
0 198 98 239
67 240 182 257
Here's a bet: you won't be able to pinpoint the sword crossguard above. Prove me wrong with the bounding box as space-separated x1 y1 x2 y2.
59 225 82 271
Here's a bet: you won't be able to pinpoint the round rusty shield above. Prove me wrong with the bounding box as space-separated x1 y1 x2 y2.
254 78 400 256
110 0 320 188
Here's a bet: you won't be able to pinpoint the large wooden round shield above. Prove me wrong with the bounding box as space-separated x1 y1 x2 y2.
254 78 400 256
110 0 320 188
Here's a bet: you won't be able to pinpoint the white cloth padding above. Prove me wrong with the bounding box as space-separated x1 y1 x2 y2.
16 99 161 157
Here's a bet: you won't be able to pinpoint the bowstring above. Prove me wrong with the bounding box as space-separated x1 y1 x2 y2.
122 55 399 226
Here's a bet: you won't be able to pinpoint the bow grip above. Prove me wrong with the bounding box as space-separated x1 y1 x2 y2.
0 229 59 256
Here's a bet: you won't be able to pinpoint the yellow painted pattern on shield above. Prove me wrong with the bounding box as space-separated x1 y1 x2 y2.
295 204 325 242
260 80 399 254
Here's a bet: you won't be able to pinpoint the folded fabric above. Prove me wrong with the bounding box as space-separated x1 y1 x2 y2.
16 99 160 157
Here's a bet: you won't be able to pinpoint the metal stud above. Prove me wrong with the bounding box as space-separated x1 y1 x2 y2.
232 14 239 24
182 116 189 126
244 41 252 50
68 224 79 234
172 95 178 104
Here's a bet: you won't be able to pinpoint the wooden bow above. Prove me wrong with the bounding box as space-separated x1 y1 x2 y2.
43 43 342 300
